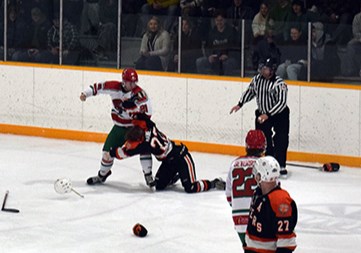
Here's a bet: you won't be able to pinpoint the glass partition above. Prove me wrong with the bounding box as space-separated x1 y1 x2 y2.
0 2 360 85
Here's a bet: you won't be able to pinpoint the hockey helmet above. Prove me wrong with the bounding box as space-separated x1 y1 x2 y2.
253 156 280 182
122 68 138 83
262 58 278 70
245 130 266 150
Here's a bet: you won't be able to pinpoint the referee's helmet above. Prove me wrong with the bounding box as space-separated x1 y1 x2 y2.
262 58 278 71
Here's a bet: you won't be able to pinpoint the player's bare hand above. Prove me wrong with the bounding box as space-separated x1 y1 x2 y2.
230 105 241 114
80 93 87 101
257 114 268 124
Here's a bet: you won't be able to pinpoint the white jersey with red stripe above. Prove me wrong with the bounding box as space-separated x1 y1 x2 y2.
81 81 152 127
226 156 258 234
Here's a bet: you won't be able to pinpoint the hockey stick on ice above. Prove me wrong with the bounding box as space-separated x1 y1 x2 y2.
1 190 20 213
286 162 340 172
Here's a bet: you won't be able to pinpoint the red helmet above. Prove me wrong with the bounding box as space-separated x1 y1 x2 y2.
122 68 138 82
245 130 266 150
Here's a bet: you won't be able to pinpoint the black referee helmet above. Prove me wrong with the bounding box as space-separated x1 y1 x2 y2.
262 58 278 71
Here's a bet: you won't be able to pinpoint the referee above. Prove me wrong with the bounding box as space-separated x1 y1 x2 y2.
230 58 290 177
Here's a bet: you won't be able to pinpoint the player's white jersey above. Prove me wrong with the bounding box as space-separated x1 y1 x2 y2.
82 81 152 127
226 156 258 234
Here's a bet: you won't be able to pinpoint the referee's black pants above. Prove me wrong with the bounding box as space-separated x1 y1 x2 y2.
255 106 290 168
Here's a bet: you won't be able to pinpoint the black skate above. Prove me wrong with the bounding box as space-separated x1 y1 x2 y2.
280 167 288 179
87 170 112 185
212 178 226 190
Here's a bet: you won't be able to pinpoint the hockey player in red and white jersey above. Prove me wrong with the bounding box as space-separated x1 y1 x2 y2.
109 118 226 193
79 68 154 187
244 156 297 253
226 129 266 246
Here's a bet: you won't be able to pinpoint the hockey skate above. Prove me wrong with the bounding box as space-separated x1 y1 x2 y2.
87 170 112 185
212 178 226 190
280 167 288 179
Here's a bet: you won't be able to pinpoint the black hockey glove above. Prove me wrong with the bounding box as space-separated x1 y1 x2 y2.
144 172 156 188
122 100 136 109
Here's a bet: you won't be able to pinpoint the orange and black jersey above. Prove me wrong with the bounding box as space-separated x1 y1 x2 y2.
245 186 297 253
113 120 175 161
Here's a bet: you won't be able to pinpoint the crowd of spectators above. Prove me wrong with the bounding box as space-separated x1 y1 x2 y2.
0 0 360 81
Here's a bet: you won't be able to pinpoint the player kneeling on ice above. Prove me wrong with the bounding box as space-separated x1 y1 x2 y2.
109 118 226 193
244 156 297 253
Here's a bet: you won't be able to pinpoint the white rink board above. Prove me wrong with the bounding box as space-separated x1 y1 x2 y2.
0 64 360 157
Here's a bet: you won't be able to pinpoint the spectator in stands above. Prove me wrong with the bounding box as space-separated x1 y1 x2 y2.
276 25 307 80
137 0 180 36
80 0 100 35
252 1 269 44
170 17 202 73
266 0 292 43
196 10 239 76
0 5 27 61
318 0 355 46
63 0 84 30
310 21 340 80
37 13 80 65
122 0 145 37
17 0 53 23
11 7 51 63
226 0 254 32
284 0 307 41
252 31 281 71
180 0 203 17
342 2 361 77
92 0 118 60
135 16 171 71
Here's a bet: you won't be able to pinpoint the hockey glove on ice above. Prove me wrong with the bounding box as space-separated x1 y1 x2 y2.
144 172 156 188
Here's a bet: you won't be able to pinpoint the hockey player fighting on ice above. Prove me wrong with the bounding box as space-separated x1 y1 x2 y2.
109 118 226 193
226 129 266 246
80 68 154 186
244 156 297 253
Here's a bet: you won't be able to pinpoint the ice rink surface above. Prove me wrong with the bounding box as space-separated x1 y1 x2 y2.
0 134 360 253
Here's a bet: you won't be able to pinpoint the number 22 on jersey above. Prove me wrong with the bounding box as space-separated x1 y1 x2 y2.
232 167 257 198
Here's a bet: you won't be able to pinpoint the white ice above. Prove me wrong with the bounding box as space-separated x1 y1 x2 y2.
0 134 360 253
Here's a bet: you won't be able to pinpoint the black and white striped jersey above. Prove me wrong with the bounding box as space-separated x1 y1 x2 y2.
238 74 288 116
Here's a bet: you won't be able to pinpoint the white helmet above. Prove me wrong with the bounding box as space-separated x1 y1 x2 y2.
253 156 280 182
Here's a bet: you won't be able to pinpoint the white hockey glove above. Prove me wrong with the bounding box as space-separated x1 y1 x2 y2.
144 172 156 188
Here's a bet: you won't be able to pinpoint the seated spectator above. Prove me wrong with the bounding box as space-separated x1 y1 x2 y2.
318 0 354 46
196 10 239 76
92 0 118 60
80 0 100 35
135 16 171 71
11 7 51 63
37 13 80 65
0 5 27 61
63 0 84 30
252 1 270 44
170 17 202 73
276 25 307 80
226 0 254 31
284 0 308 42
137 0 180 36
266 0 292 43
226 0 254 32
342 2 361 77
311 21 340 80
252 31 281 70
180 0 203 17
121 0 145 37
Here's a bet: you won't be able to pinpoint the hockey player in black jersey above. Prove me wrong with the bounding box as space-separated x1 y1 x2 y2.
109 118 226 193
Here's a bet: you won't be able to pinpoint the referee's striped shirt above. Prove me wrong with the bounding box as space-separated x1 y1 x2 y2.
238 74 288 116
